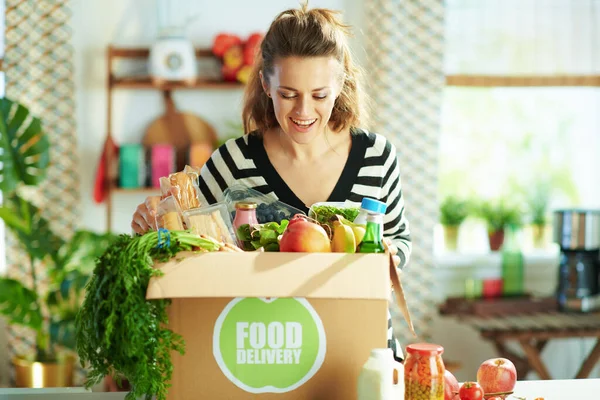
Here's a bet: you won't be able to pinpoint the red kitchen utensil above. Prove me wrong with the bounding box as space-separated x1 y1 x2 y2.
94 136 118 204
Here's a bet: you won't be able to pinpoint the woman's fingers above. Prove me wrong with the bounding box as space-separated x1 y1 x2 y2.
383 238 398 256
131 196 161 234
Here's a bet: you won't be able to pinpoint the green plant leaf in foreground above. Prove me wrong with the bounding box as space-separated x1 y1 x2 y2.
76 230 222 400
0 278 43 331
0 98 50 193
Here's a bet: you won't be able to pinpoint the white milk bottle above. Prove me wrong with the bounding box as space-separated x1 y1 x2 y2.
357 348 405 400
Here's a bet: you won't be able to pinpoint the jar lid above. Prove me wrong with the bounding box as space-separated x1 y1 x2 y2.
235 201 258 210
406 343 444 356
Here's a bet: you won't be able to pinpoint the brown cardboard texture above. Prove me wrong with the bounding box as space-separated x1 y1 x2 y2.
147 251 414 400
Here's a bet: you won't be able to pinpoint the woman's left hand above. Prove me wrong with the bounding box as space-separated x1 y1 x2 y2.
384 238 400 268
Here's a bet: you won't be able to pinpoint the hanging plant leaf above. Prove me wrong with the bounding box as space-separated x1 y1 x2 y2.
0 98 50 193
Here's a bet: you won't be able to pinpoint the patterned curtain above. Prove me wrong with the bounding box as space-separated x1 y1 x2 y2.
4 0 78 383
365 0 445 342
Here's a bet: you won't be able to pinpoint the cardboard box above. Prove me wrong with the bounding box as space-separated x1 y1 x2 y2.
147 251 414 400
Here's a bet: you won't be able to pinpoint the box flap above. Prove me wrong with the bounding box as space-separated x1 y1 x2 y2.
146 252 390 301
388 253 416 337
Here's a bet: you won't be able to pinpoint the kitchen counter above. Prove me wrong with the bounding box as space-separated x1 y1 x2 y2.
0 379 599 399
512 378 599 399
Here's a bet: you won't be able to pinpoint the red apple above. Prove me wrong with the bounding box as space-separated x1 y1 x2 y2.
212 33 242 58
243 32 263 65
223 45 244 69
444 370 460 400
279 215 331 253
477 357 517 394
221 64 240 82
236 64 253 84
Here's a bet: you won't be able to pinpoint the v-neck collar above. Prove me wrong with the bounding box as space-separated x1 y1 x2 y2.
248 129 367 213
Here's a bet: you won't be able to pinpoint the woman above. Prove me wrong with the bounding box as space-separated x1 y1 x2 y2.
131 4 411 359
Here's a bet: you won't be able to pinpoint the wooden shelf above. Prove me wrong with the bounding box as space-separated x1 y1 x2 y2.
104 45 238 231
110 76 243 90
112 187 160 195
109 46 213 59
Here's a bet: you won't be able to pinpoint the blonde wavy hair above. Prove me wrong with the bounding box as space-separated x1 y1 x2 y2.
242 3 368 135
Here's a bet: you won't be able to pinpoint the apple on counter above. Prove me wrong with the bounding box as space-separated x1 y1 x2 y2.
477 357 517 394
449 356 519 400
444 369 460 400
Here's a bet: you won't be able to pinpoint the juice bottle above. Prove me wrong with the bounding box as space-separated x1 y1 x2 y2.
502 223 524 296
233 201 259 231
358 213 385 253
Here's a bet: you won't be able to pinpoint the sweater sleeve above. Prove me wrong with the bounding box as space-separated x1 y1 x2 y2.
381 141 412 269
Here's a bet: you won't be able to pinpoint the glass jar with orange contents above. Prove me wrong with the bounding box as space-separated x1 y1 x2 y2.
404 343 445 400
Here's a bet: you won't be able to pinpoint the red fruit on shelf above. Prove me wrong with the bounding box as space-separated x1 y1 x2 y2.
243 32 263 65
212 33 242 58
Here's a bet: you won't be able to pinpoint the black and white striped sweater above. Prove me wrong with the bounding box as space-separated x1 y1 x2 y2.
196 129 412 359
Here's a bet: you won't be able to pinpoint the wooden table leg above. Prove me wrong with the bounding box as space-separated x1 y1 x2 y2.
520 339 552 380
536 340 548 354
575 339 600 379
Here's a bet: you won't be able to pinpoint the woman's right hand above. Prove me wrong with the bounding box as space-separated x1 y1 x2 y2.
131 196 161 235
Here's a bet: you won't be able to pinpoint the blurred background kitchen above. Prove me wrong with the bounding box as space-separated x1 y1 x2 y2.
0 0 599 389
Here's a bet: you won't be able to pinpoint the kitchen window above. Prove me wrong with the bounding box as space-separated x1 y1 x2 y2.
438 0 600 254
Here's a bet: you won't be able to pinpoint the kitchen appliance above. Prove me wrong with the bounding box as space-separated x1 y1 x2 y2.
149 0 197 85
553 209 600 312
149 28 197 85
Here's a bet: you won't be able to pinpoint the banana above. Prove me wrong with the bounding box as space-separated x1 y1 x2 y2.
331 220 357 253
338 216 366 245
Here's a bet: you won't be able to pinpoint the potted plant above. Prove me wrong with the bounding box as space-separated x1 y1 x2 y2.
439 196 470 251
477 200 523 251
527 182 551 249
0 98 116 387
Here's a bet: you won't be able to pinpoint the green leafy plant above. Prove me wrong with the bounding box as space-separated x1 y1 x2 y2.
440 196 470 226
216 118 245 147
527 181 551 226
476 199 523 233
236 220 289 251
76 230 224 400
0 98 116 361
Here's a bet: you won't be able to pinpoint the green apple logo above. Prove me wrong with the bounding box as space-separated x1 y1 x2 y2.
213 297 326 393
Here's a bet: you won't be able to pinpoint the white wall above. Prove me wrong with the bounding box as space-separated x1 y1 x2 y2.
71 0 365 235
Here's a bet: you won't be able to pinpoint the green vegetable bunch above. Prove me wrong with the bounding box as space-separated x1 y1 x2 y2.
309 205 360 227
236 220 288 251
76 230 223 400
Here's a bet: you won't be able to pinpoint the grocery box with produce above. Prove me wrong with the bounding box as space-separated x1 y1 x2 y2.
76 169 414 400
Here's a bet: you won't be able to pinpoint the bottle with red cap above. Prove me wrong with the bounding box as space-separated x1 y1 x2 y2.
404 343 445 400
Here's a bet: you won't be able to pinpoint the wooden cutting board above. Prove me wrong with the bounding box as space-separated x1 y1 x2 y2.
143 90 217 171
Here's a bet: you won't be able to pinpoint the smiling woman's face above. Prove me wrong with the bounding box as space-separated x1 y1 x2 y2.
262 56 343 144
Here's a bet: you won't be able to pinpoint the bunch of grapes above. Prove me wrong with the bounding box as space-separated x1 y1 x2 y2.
230 202 297 224
256 203 293 224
